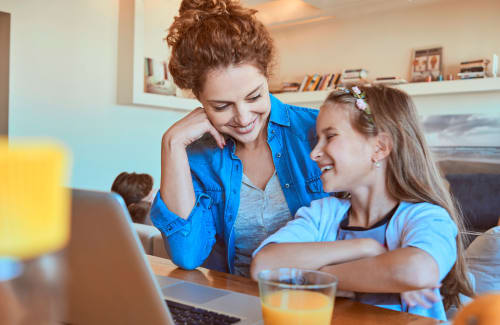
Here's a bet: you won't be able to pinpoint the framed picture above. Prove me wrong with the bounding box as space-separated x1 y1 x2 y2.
411 47 443 82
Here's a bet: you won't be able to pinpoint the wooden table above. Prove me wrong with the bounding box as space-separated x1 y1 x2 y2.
147 255 440 325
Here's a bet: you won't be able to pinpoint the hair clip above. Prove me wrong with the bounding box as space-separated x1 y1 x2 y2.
338 86 372 115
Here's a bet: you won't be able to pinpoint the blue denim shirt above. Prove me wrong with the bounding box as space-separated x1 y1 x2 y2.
151 94 328 273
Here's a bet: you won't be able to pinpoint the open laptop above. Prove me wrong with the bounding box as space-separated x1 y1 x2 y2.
62 188 262 325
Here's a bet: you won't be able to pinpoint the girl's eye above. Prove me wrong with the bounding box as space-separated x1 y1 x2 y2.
326 134 337 140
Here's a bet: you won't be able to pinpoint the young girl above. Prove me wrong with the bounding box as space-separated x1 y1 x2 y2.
251 85 473 320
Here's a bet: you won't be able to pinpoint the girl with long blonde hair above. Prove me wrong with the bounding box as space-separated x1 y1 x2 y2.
251 85 473 320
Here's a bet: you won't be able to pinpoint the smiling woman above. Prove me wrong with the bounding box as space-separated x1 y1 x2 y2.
149 0 329 276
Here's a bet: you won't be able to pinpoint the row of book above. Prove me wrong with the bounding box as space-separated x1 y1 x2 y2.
457 59 489 79
296 73 343 92
277 68 410 93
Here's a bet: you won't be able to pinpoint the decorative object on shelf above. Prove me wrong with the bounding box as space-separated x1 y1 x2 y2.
144 57 176 96
457 59 490 80
411 47 443 82
373 76 408 85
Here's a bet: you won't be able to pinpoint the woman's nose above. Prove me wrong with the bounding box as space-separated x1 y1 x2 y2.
234 105 252 126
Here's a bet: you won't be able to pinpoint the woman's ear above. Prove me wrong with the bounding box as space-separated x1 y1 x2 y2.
372 132 393 162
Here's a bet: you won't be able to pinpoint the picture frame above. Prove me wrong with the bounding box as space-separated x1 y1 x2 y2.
411 47 443 82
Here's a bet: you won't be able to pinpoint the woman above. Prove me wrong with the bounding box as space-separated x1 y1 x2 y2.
150 0 327 276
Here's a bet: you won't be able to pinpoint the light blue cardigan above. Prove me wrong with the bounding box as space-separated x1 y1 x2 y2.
254 197 458 321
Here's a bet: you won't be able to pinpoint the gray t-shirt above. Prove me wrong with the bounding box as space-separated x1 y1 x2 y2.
233 172 292 277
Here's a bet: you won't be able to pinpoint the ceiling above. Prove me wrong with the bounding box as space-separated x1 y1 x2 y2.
242 0 447 29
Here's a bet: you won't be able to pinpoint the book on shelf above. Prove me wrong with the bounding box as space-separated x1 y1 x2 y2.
373 76 408 85
459 59 490 78
341 68 368 80
298 75 311 92
316 74 328 91
272 81 301 93
457 71 486 79
305 74 321 91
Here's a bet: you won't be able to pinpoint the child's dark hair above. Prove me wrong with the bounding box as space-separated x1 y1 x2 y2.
324 85 474 309
111 172 153 224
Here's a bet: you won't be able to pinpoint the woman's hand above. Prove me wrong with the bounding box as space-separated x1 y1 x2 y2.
163 107 226 149
401 285 442 309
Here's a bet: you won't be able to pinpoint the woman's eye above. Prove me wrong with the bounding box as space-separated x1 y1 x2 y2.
326 134 337 140
248 94 261 102
214 104 229 111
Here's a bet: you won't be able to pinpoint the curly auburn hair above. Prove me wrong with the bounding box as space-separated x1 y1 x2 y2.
166 0 275 97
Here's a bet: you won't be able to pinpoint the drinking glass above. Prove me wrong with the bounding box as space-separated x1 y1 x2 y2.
257 268 337 325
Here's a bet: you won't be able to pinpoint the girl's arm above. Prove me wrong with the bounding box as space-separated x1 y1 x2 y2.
320 247 440 292
250 238 386 280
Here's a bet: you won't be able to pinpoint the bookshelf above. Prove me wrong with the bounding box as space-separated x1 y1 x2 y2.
274 78 500 107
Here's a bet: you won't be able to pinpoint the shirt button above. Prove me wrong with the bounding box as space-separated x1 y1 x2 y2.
285 183 290 188
276 153 281 158
235 165 239 170
232 189 237 194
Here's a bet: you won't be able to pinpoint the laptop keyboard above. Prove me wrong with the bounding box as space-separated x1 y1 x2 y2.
165 299 241 325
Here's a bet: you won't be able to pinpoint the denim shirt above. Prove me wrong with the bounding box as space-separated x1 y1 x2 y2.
150 94 328 273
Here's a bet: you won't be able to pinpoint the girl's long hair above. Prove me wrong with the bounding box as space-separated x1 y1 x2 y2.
325 85 473 309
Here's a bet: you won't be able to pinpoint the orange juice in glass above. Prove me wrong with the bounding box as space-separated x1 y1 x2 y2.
258 268 337 325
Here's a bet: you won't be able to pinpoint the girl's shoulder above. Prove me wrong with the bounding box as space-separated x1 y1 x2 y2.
392 201 453 227
299 196 350 222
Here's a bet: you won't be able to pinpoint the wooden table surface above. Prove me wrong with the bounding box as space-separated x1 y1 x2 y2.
147 255 441 325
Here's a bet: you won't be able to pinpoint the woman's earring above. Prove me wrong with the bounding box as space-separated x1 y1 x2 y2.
374 160 381 168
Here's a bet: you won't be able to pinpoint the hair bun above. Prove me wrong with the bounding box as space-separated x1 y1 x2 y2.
179 0 233 15
167 0 257 52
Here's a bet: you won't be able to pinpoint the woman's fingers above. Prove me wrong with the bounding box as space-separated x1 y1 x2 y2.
166 106 227 149
207 124 226 149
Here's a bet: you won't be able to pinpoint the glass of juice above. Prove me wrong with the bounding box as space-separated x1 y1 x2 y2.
257 268 337 325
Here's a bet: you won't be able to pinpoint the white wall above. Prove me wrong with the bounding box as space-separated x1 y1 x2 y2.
3 0 499 191
1 0 186 190
0 11 9 136
270 0 500 86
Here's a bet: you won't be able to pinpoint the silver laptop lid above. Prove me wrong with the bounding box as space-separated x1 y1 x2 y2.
62 188 173 325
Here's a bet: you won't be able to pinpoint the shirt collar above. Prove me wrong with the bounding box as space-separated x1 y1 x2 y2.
268 93 290 127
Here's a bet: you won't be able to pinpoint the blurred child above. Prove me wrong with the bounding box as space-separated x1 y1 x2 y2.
111 172 156 225
251 85 473 320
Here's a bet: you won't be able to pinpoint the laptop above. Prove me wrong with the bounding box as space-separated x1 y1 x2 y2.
62 188 263 325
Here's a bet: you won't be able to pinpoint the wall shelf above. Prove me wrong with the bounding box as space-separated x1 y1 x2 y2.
126 0 200 111
273 78 500 107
